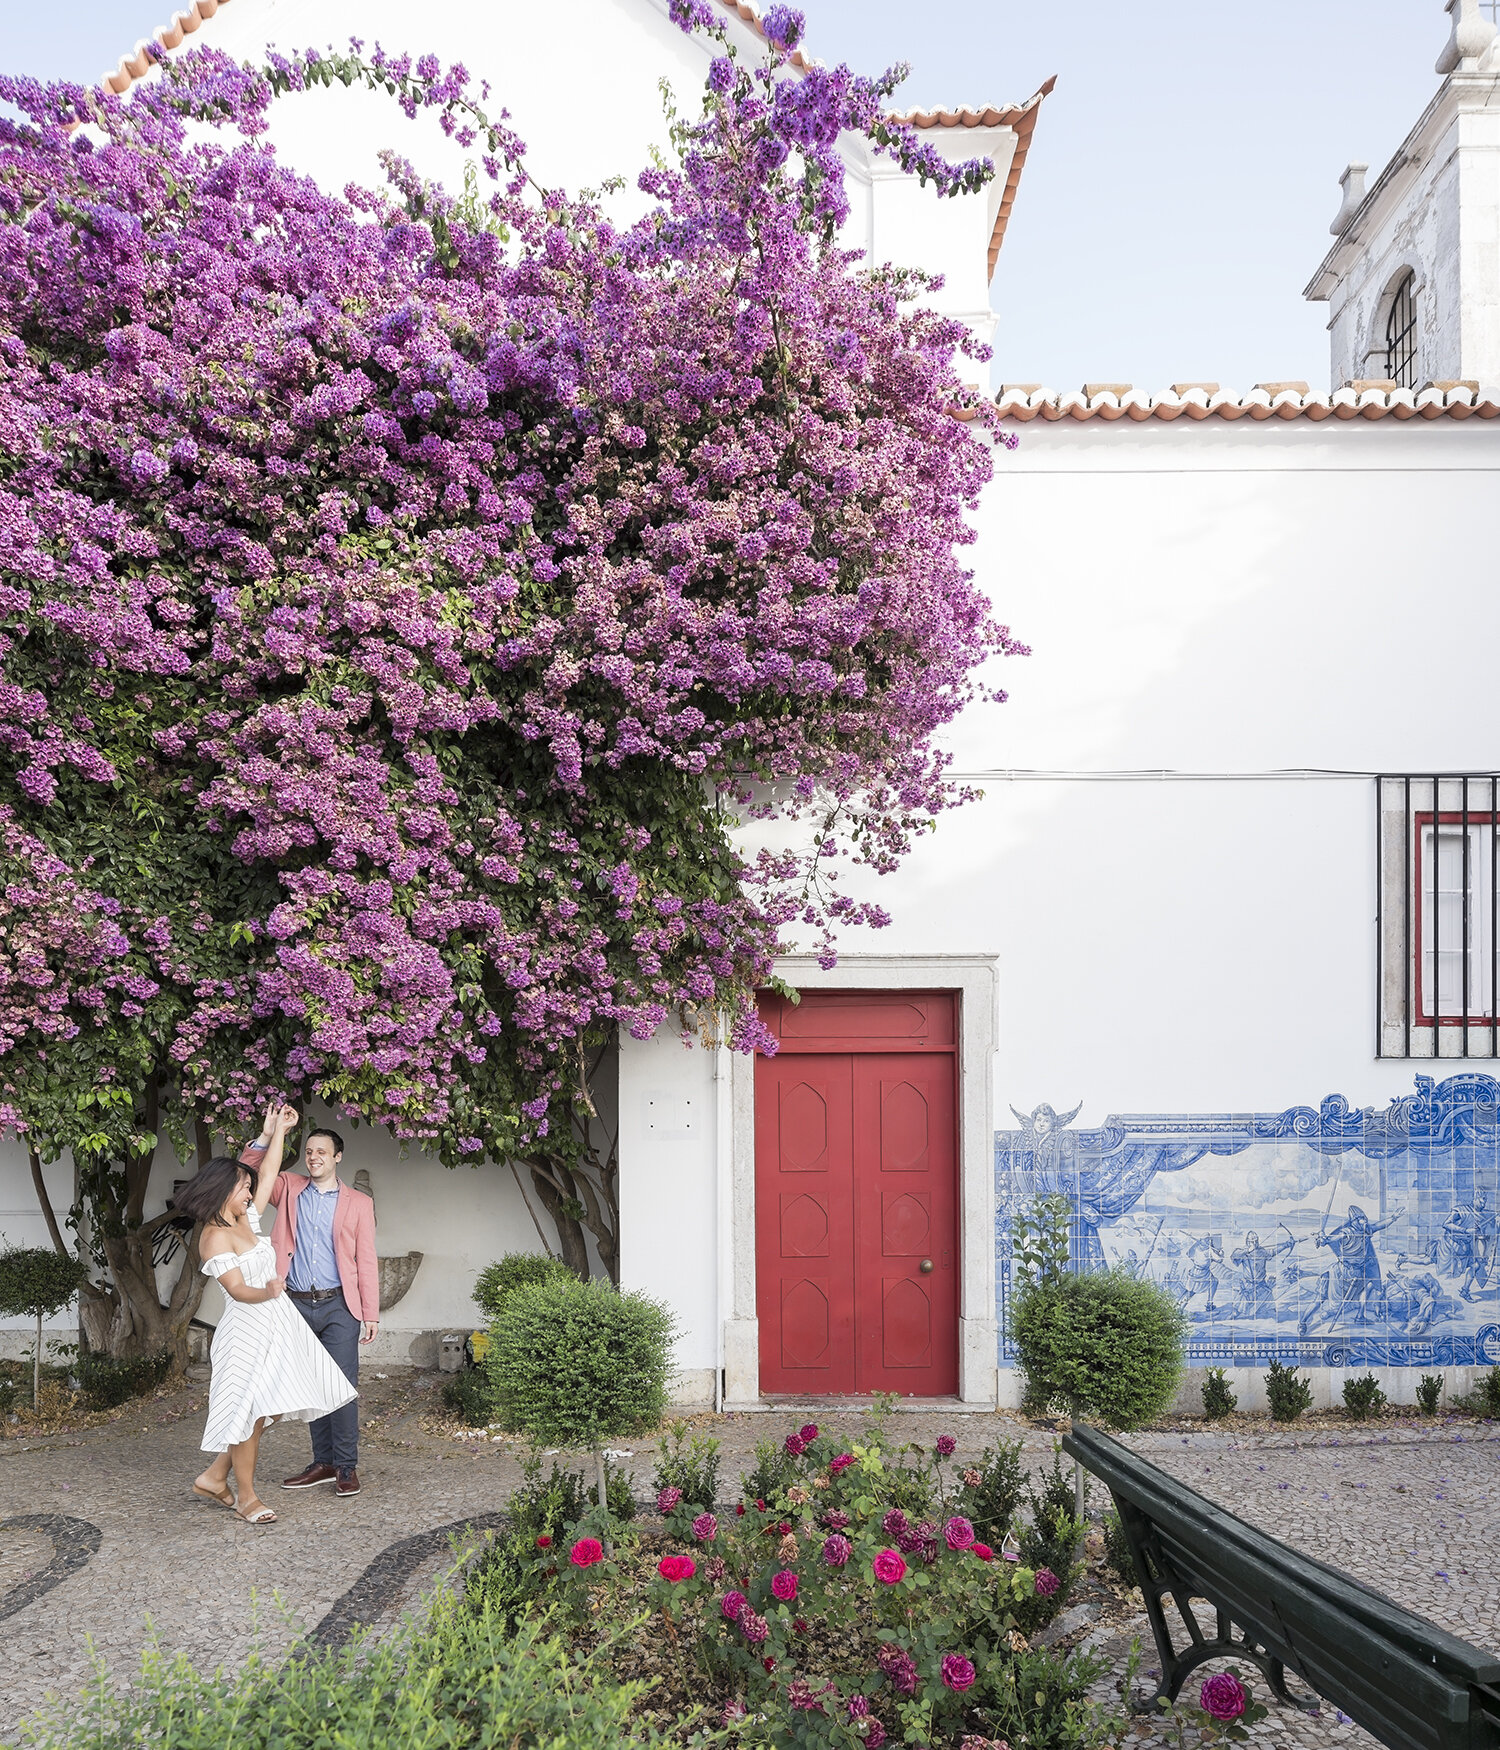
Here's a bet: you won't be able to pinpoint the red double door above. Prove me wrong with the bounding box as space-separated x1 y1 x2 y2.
755 991 958 1397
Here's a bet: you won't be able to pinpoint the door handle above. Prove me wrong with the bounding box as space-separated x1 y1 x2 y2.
919 1258 934 1273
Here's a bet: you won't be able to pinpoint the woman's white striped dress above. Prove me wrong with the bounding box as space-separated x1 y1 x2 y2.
199 1207 359 1453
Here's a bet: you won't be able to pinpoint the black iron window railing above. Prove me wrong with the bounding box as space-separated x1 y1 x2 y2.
1378 775 1500 1058
1385 272 1417 389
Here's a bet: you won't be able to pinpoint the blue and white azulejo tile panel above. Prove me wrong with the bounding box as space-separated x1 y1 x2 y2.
994 1074 1500 1371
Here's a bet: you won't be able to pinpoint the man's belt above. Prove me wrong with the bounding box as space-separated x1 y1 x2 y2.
289 1287 342 1304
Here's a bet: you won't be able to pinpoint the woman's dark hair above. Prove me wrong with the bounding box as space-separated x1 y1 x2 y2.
174 1155 255 1227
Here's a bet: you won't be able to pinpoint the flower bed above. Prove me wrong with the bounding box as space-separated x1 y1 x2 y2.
465 1417 1126 1747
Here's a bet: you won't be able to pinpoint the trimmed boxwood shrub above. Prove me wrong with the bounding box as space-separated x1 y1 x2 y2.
471 1252 577 1321
1011 1269 1186 1429
490 1276 675 1445
489 1275 674 1540
0 1245 89 1408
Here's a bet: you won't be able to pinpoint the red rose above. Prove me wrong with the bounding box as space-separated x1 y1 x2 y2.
872 1549 907 1585
569 1537 604 1568
756 1499 766 1511
658 1555 696 1583
798 1423 819 1442
736 1503 746 1516
535 1534 552 1548
829 1453 855 1474
794 1617 808 1633
972 1542 994 1562
763 1656 776 1673
771 1569 798 1602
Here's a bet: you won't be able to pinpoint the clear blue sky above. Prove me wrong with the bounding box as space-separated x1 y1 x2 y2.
5 0 1449 390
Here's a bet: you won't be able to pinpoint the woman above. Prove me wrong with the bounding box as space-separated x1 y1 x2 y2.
177 1101 359 1525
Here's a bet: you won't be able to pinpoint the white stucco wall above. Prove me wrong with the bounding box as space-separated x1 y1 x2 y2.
618 411 1500 1405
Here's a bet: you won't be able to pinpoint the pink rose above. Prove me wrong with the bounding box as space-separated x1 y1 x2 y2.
569 1537 603 1568
941 1654 976 1692
935 1434 957 1457
1199 1673 1248 1721
972 1542 994 1562
880 1508 909 1539
829 1452 855 1474
658 1555 696 1583
784 1433 805 1456
944 1515 976 1551
656 1486 682 1514
771 1568 798 1602
721 1589 747 1620
872 1548 907 1585
692 1511 718 1542
741 1611 770 1645
1035 1566 1060 1597
798 1422 819 1442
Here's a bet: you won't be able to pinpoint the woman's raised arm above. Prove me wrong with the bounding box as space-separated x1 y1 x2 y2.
249 1101 300 1215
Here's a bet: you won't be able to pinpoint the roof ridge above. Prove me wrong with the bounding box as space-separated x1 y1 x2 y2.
993 383 1500 423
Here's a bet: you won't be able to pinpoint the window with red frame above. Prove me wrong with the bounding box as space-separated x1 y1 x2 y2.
1378 776 1500 1058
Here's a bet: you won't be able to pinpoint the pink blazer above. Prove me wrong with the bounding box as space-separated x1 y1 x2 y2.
237 1145 380 1322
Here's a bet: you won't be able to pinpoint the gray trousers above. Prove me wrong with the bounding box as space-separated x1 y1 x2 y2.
292 1293 360 1469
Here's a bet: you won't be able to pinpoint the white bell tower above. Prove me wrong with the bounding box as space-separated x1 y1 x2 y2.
1304 0 1500 393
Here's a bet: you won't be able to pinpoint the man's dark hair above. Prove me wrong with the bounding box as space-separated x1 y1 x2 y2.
305 1127 345 1157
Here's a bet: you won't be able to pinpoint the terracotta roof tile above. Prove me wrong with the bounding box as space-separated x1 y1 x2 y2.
100 1 1051 277
993 385 1500 423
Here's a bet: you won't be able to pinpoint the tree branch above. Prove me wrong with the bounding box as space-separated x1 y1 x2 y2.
27 1149 70 1257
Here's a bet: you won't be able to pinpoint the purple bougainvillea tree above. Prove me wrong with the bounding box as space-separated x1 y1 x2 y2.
0 0 1023 1338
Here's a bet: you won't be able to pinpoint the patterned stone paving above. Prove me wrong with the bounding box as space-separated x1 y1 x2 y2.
0 1376 1494 1744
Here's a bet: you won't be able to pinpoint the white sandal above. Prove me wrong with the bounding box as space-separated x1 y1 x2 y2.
236 1497 278 1525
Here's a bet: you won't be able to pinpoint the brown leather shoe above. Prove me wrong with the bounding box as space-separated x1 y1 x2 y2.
335 1467 361 1497
281 1462 339 1490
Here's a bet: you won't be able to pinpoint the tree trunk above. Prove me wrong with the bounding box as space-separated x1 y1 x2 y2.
527 1165 591 1278
86 1221 207 1365
50 1099 212 1369
32 1309 41 1410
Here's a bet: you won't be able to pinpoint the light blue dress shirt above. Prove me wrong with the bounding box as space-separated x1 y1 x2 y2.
287 1182 341 1292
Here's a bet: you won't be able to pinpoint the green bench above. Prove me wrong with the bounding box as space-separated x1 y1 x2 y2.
1063 1422 1500 1750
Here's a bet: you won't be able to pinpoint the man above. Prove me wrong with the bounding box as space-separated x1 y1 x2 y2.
1299 1204 1403 1337
240 1123 378 1495
1184 1233 1227 1315
1442 1189 1496 1301
1230 1227 1298 1320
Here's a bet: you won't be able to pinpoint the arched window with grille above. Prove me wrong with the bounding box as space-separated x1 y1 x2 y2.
1385 271 1418 389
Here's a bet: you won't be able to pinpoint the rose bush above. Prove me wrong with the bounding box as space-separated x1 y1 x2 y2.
467 1412 1127 1749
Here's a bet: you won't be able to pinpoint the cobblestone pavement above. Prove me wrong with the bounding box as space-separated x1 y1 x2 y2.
0 1376 1495 1744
